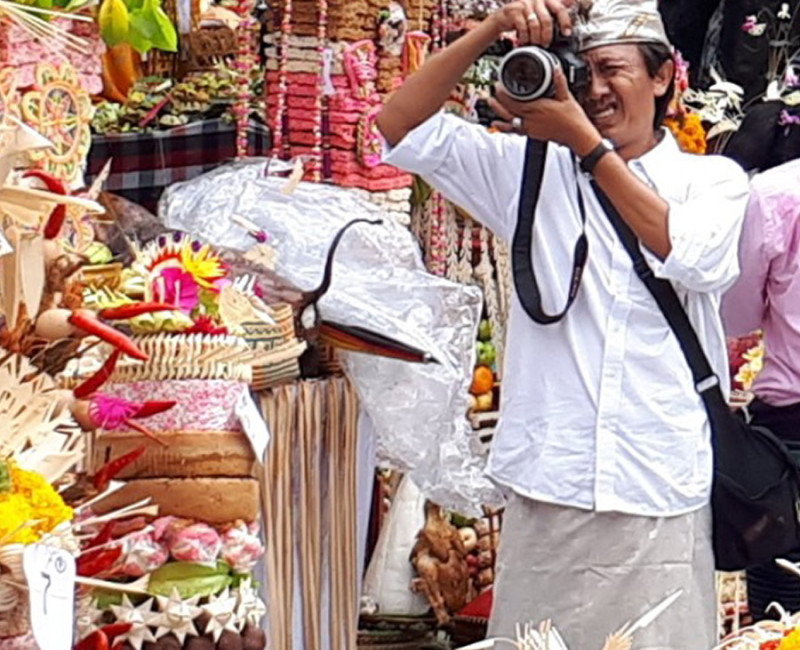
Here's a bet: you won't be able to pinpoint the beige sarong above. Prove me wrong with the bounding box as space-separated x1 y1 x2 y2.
488 496 716 650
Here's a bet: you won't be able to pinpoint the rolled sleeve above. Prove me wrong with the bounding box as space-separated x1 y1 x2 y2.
381 112 527 242
643 157 749 293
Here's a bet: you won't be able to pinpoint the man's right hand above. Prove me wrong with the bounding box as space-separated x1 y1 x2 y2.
489 0 576 48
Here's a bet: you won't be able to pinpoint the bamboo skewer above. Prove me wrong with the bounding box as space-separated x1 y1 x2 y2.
328 378 343 650
342 379 359 650
309 381 323 650
279 386 294 650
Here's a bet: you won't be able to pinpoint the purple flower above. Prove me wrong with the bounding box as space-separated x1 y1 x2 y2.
779 110 800 127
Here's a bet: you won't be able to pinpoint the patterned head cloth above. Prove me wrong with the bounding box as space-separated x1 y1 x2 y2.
573 0 671 52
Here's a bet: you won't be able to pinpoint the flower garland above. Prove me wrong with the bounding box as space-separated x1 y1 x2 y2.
664 112 707 154
0 461 72 545
233 0 258 158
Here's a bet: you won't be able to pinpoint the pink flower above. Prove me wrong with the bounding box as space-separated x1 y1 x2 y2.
89 394 140 429
784 67 799 88
779 110 800 127
154 267 200 312
742 15 767 36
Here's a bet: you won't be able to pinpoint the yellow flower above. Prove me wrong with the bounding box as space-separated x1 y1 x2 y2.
180 242 227 289
0 463 72 545
780 629 800 650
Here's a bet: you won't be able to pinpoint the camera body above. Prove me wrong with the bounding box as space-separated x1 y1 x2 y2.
499 36 590 102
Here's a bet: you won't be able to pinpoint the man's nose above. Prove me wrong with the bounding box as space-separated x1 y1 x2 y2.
588 72 610 99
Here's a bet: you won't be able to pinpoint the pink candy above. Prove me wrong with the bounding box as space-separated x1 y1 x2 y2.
122 530 169 577
220 521 264 573
169 523 223 565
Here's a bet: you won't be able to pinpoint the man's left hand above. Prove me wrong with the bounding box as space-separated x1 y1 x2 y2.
489 66 601 157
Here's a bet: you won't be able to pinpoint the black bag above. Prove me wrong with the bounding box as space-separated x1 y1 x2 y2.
592 181 800 572
513 138 800 571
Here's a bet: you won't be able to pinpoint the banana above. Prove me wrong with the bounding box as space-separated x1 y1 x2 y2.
98 0 131 47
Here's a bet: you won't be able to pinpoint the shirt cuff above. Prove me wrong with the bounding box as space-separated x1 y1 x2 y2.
380 112 451 177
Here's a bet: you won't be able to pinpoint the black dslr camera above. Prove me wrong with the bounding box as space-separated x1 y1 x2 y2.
498 31 590 102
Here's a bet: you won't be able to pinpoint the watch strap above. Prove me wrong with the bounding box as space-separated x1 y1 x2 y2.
579 140 612 175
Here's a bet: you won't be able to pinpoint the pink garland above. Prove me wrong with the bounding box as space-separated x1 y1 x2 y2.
234 0 257 158
312 0 328 181
270 0 292 158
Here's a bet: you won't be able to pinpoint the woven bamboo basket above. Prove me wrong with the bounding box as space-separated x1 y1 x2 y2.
182 25 238 73
242 303 302 391
0 545 29 639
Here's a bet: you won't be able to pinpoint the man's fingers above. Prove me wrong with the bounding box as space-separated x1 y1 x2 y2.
533 0 553 46
512 8 531 45
553 66 570 100
545 0 573 36
488 95 517 123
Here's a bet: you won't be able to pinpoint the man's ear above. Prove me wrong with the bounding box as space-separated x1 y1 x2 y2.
653 58 675 99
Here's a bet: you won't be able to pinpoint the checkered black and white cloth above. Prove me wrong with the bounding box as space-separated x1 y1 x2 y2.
87 119 272 211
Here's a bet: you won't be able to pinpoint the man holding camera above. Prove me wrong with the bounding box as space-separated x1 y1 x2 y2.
378 1 747 648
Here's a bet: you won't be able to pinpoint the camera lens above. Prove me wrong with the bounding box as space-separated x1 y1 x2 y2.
499 47 555 102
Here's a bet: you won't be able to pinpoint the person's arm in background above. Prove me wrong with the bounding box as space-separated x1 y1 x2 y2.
722 185 771 337
377 0 576 147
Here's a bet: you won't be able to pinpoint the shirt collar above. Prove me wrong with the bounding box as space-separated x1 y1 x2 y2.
631 127 681 174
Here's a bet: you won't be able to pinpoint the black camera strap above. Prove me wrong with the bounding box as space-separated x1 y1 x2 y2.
590 182 724 411
512 138 589 325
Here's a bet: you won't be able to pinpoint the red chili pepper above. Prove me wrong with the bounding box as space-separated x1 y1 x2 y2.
86 522 116 549
93 445 147 491
23 170 68 240
124 418 168 447
98 302 176 320
77 546 122 577
98 622 132 646
69 310 148 361
73 349 122 399
133 400 176 419
75 630 109 650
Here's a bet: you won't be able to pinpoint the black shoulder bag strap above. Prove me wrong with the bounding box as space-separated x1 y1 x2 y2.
512 139 590 325
590 183 728 419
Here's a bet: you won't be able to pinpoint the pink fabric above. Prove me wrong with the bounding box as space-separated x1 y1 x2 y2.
266 71 348 87
101 380 248 431
331 161 407 179
722 159 800 406
0 634 37 650
287 117 319 132
331 172 413 191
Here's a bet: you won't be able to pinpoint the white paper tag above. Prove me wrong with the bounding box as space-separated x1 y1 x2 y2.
0 230 13 257
280 158 304 196
322 48 336 96
23 544 76 650
235 390 270 462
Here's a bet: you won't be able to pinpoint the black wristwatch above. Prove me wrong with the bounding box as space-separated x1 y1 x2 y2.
579 139 614 175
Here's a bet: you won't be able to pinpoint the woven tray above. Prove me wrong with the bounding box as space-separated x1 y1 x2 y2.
0 546 28 639
242 303 302 391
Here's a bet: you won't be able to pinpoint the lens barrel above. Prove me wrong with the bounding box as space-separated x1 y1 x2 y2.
499 47 559 102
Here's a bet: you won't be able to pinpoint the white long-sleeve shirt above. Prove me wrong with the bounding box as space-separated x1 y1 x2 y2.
384 113 748 517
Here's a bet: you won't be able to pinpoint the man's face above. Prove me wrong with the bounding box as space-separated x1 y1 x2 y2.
580 44 671 149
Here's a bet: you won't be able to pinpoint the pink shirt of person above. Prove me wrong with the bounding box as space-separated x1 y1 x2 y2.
722 159 800 407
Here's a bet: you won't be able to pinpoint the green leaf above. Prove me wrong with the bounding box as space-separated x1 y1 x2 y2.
0 461 10 494
147 0 178 52
128 8 156 53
